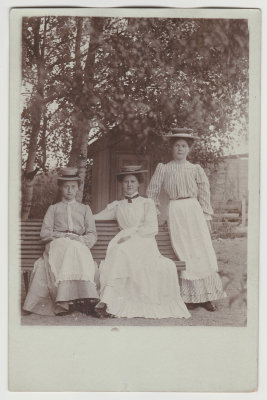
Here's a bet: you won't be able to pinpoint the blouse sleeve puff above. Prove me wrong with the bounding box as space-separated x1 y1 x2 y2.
93 200 119 221
195 164 213 219
146 163 165 207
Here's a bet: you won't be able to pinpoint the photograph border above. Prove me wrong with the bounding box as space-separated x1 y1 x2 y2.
8 5 260 394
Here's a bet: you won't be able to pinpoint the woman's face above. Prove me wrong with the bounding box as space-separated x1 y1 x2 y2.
60 180 79 201
172 139 190 161
122 175 140 196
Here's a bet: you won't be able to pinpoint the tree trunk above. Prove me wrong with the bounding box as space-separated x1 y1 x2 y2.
21 17 47 220
68 17 105 201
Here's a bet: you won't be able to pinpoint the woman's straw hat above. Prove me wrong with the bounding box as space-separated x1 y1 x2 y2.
57 167 81 181
164 128 199 140
116 165 148 179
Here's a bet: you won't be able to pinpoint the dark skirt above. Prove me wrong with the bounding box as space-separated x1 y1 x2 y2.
23 256 99 316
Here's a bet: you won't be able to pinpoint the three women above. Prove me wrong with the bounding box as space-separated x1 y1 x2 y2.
23 129 225 318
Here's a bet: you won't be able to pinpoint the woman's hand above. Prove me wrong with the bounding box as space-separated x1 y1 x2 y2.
117 236 131 244
206 221 212 234
157 214 167 226
65 233 81 241
41 237 54 244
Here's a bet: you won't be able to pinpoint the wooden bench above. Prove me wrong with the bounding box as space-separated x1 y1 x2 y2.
212 199 247 226
21 219 186 293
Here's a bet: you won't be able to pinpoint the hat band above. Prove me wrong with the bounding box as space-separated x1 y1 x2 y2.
59 174 79 178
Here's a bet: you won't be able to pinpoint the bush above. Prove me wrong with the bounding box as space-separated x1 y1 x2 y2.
23 164 93 219
25 171 59 219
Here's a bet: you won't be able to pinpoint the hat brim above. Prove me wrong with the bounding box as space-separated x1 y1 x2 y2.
57 177 81 181
165 134 199 140
116 170 148 176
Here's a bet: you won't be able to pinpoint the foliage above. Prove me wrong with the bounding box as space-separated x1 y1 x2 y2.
21 16 77 170
23 163 94 219
21 16 249 215
22 171 59 219
89 18 248 166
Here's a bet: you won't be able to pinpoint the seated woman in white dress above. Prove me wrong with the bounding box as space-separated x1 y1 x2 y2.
94 166 191 319
23 168 99 316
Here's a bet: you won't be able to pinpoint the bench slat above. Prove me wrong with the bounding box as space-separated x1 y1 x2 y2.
20 220 186 279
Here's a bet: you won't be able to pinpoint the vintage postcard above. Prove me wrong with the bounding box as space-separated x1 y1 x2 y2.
9 7 260 392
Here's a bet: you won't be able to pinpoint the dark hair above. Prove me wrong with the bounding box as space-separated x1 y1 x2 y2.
117 173 144 184
169 137 194 148
54 180 81 203
57 179 81 187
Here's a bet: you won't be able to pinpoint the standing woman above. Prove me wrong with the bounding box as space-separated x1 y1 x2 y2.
94 166 190 319
23 168 99 316
147 129 226 311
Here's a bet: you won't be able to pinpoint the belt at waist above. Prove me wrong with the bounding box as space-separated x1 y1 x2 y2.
60 230 80 235
171 197 192 201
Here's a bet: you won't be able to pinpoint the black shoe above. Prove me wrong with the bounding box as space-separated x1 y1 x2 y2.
94 303 115 319
199 301 217 312
80 299 101 316
68 303 76 313
21 309 31 316
56 311 70 316
185 303 199 310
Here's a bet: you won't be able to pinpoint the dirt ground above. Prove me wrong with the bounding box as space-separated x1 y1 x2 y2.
21 237 247 327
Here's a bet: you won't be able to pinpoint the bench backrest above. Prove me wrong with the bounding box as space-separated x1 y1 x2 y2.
21 219 182 269
213 200 242 214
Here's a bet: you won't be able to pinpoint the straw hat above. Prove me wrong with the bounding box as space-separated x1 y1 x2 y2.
164 128 199 140
116 165 148 180
57 167 81 181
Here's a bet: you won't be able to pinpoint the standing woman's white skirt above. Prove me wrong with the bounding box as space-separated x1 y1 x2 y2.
168 198 226 303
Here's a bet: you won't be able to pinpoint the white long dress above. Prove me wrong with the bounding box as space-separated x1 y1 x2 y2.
94 196 191 319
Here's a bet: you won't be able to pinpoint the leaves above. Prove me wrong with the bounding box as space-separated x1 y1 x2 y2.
21 16 249 174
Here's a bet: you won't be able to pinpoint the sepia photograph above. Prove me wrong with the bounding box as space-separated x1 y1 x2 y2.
8 6 260 393
19 12 249 327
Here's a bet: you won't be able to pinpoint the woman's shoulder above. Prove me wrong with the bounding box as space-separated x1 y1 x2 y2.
186 162 203 171
46 203 57 212
80 203 94 213
43 202 60 218
155 162 166 170
193 163 205 173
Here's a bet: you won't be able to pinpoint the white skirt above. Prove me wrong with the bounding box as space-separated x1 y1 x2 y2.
168 199 226 303
99 231 191 319
23 238 99 316
48 237 96 286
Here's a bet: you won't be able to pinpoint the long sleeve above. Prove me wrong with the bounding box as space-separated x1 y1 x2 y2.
94 201 118 221
79 205 97 249
196 165 213 219
40 205 66 240
136 199 158 237
146 163 165 207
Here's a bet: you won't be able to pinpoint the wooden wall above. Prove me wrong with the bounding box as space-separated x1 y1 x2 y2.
91 138 248 218
91 145 152 213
